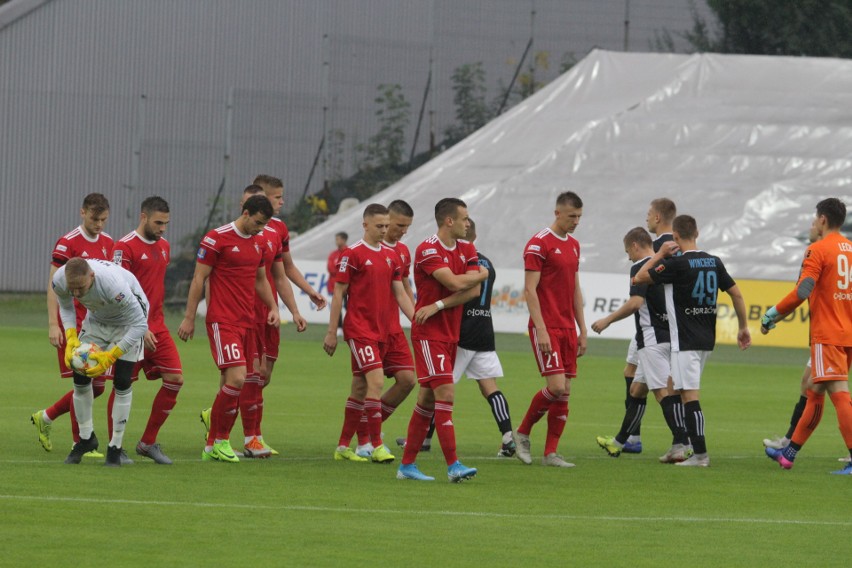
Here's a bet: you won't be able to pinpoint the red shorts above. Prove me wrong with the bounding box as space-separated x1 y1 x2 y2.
811 343 852 382
348 337 384 375
413 339 456 387
381 332 414 377
263 322 280 361
132 329 183 381
206 322 255 372
529 327 577 378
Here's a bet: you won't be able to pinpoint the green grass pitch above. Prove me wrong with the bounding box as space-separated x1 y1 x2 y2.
1 296 849 567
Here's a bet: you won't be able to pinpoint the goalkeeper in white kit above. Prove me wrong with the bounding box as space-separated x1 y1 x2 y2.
52 257 149 466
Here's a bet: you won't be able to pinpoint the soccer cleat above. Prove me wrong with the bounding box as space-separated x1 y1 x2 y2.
355 443 374 458
243 436 272 459
675 453 710 467
763 436 788 450
393 437 431 451
765 446 793 470
371 444 395 463
136 441 173 465
83 449 105 459
258 438 279 456
659 444 693 464
396 463 435 481
212 440 240 463
542 453 575 468
30 410 53 451
622 440 643 454
334 446 369 462
839 455 852 463
497 439 516 458
104 445 123 467
830 462 852 475
447 460 478 482
201 448 218 461
395 437 406 448
596 435 623 457
119 448 134 465
65 433 99 464
513 432 533 465
199 408 211 440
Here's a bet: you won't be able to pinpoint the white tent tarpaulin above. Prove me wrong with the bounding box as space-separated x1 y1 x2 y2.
292 49 852 281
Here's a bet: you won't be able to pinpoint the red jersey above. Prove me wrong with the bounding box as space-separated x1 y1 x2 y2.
411 235 479 343
336 240 402 342
51 226 114 326
266 217 290 254
381 241 412 334
327 248 343 295
196 223 265 327
253 226 284 324
524 228 580 330
112 231 170 333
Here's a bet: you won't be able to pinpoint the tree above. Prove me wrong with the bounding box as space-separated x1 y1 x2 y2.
357 83 411 170
444 62 491 145
663 0 852 58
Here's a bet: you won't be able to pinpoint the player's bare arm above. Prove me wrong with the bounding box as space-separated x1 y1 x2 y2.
429 264 487 293
524 270 551 354
255 266 280 327
574 272 588 357
414 266 485 324
282 250 327 310
177 262 213 341
272 260 307 332
323 281 348 356
726 284 752 350
633 244 675 285
47 264 63 347
402 275 415 304
591 295 644 334
392 280 415 322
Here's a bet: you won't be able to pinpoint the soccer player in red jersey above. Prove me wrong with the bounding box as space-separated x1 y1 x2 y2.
178 195 281 463
762 198 852 474
32 193 115 459
251 175 325 454
239 184 307 458
352 200 417 457
327 231 348 336
514 191 588 468
396 198 487 482
112 196 181 464
323 204 415 463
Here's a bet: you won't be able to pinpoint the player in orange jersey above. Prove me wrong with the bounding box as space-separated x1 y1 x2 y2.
762 198 852 474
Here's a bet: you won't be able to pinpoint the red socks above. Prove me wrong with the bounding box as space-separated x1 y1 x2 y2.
140 380 181 445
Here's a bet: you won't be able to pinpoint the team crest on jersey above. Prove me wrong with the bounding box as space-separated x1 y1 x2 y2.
527 244 540 252
655 265 666 273
161 250 167 260
114 292 125 303
423 248 437 256
386 257 393 267
460 254 466 263
197 248 207 259
266 241 274 251
254 243 261 254
339 256 349 273
112 250 123 264
56 244 67 252
102 247 108 257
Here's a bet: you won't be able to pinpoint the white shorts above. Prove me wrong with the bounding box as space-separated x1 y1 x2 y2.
80 317 144 363
633 343 671 391
453 347 504 383
625 337 639 366
670 350 710 391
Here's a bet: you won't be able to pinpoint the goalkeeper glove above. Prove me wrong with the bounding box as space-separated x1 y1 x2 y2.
760 306 779 332
85 345 124 377
63 328 81 368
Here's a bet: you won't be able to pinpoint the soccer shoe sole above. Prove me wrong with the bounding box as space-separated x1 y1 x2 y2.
595 436 622 458
512 432 533 465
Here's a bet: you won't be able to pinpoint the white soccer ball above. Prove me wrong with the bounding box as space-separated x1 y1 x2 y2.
70 343 101 373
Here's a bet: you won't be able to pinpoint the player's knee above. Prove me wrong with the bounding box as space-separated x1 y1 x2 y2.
72 372 91 387
113 360 134 391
